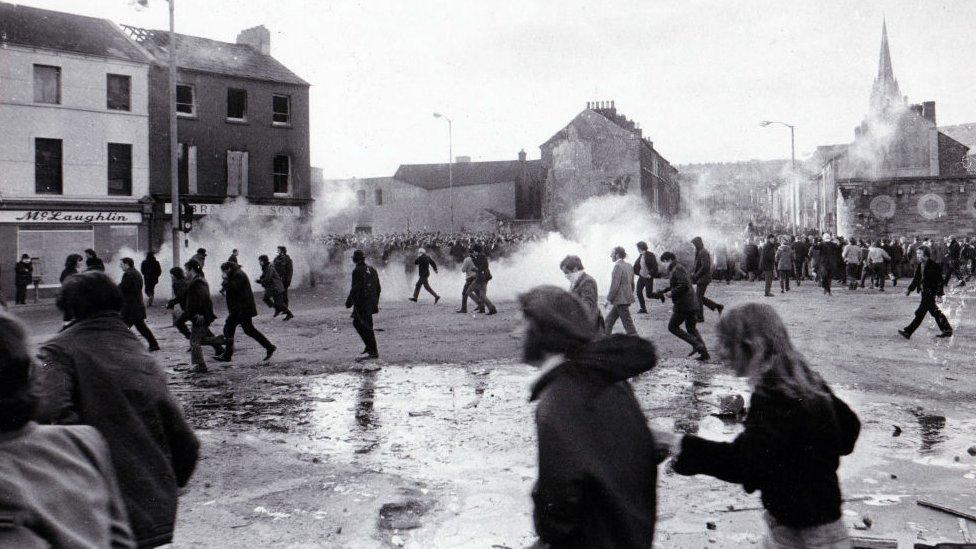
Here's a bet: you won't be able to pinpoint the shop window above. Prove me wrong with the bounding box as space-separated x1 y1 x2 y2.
35 138 63 194
227 88 247 121
107 143 132 196
273 94 290 125
273 155 290 194
107 226 139 260
176 84 195 116
357 189 366 206
375 189 383 206
18 229 93 286
106 74 131 111
33 65 61 104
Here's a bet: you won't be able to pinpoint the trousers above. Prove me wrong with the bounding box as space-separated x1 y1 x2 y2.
413 275 439 300
904 294 952 336
763 512 851 549
668 310 706 352
635 277 654 311
126 319 159 349
467 279 496 313
352 308 378 355
605 304 636 335
696 281 721 318
222 313 273 357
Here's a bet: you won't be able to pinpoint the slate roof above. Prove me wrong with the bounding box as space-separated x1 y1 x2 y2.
939 123 976 150
121 25 307 86
394 159 545 191
0 2 149 62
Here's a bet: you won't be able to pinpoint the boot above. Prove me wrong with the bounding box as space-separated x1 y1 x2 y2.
214 340 234 362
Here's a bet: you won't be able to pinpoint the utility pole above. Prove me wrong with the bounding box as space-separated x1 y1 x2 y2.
433 112 454 230
168 0 180 267
760 120 797 233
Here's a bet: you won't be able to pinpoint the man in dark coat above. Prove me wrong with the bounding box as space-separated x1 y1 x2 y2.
258 254 293 320
520 285 662 549
165 267 192 339
140 251 162 307
346 249 381 360
216 262 276 362
190 248 207 269
14 254 33 304
272 246 294 306
743 237 760 281
819 234 840 295
899 245 953 339
409 247 440 303
84 248 105 271
691 236 724 319
227 249 240 265
633 241 658 314
759 234 777 297
465 244 497 315
792 235 809 283
653 251 709 360
179 260 223 373
35 271 199 548
118 257 160 351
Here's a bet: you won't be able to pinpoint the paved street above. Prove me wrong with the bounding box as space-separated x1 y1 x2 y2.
13 279 976 548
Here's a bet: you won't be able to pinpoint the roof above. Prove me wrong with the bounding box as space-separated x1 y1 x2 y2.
394 159 545 191
0 2 149 62
939 123 976 150
121 26 307 86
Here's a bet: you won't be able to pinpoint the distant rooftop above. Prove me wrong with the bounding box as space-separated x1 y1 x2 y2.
0 2 149 62
394 159 545 191
121 25 307 86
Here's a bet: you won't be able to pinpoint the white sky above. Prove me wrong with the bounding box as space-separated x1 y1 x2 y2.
12 0 976 178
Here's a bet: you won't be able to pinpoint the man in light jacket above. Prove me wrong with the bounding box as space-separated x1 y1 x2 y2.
605 246 637 336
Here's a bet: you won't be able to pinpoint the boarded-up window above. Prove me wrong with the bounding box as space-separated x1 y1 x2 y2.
35 138 63 194
227 88 247 120
106 74 131 111
107 143 132 196
273 155 290 194
226 151 248 196
178 143 197 194
273 94 290 124
33 65 60 104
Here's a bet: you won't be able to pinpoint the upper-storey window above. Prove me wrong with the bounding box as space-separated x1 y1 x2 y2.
106 74 131 111
107 143 132 196
273 94 290 125
227 88 247 121
176 84 195 116
33 65 61 104
35 138 63 194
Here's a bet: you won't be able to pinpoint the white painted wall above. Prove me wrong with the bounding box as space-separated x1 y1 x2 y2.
0 45 150 200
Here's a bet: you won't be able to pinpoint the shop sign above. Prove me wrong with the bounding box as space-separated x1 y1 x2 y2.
164 202 302 217
0 210 142 224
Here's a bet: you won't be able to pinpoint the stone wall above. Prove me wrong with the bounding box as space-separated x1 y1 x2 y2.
836 177 976 239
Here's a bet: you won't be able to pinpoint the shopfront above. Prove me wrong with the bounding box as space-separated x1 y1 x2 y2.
0 204 149 299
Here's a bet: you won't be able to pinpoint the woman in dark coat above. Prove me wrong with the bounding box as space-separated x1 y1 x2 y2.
655 303 860 549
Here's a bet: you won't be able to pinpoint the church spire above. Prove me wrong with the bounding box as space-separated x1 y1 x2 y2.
870 18 902 114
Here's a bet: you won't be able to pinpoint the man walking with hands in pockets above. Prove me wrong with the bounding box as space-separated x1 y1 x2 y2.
605 246 637 335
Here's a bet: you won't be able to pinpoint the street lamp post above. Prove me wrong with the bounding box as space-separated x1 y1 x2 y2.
760 120 797 233
433 112 454 230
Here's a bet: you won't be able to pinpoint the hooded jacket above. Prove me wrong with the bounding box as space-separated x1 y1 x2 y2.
691 237 712 284
35 313 199 548
673 374 860 529
530 335 661 548
118 269 147 323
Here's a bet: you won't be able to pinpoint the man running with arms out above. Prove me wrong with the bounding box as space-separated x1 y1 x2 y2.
409 248 440 304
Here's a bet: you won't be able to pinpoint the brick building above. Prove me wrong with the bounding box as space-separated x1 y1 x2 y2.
121 24 311 249
0 3 152 299
815 22 974 238
539 102 680 231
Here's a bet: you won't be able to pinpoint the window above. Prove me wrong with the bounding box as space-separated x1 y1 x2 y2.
107 143 132 196
357 189 366 206
18 229 93 287
273 155 290 194
272 94 290 125
176 84 195 116
226 151 248 196
375 189 383 206
106 74 131 111
227 88 247 120
33 65 61 104
35 138 63 194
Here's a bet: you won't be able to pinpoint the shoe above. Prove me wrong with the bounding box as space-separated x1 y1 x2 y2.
716 304 724 315
658 295 666 303
264 345 277 361
936 332 953 338
148 344 161 352
214 354 232 363
637 309 648 314
879 288 885 292
898 329 911 340
273 310 281 318
687 349 698 357
434 296 440 304
958 281 967 288
475 308 485 314
190 364 208 374
696 351 711 362
487 309 497 316
355 353 379 362
408 297 418 302
283 312 294 321
456 309 467 314
765 293 774 297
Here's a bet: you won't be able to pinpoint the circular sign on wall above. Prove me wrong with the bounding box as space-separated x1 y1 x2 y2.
966 193 976 218
917 193 946 220
869 195 896 219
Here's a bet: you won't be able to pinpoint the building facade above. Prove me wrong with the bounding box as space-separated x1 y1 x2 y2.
122 24 311 248
0 3 152 298
540 102 681 231
814 22 974 239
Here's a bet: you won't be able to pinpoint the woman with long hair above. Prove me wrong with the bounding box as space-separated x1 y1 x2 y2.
60 253 84 284
655 303 860 549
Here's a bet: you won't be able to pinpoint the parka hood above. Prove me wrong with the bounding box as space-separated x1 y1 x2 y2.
530 335 657 401
691 237 704 251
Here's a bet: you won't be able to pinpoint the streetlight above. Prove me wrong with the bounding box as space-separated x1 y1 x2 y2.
760 120 797 233
433 112 454 230
134 0 180 267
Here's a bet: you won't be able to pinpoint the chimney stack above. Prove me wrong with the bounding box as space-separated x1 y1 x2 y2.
922 101 936 124
237 25 270 55
518 149 527 162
